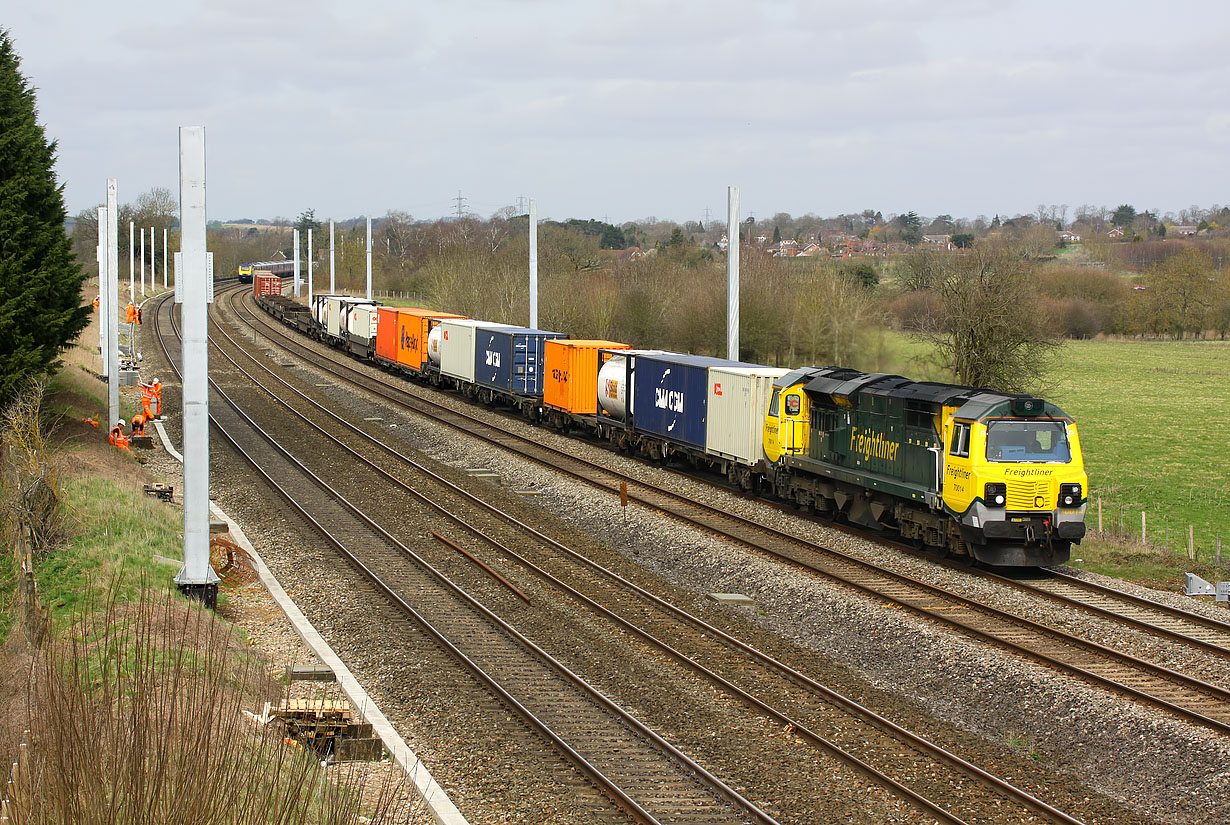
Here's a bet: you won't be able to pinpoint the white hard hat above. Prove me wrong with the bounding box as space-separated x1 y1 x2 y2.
116 420 125 427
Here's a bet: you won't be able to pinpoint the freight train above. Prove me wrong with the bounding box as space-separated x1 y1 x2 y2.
254 281 1088 567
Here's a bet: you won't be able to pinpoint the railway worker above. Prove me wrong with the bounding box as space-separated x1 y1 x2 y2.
141 378 163 418
125 302 137 324
136 306 142 325
109 420 129 448
130 412 146 439
92 295 99 311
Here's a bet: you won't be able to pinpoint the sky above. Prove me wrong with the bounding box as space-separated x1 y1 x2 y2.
6 1 1227 226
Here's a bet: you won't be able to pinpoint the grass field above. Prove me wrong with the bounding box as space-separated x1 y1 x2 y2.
1047 339 1230 573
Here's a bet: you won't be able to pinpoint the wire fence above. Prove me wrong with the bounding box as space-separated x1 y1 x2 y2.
1088 496 1227 568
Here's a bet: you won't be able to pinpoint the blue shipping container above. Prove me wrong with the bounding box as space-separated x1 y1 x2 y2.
630 353 745 449
474 326 568 396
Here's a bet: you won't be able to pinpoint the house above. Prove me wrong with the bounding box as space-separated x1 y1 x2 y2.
772 239 800 257
922 234 953 250
797 243 825 257
1060 231 1081 243
1107 227 1125 239
616 246 646 262
1172 225 1198 236
716 234 728 251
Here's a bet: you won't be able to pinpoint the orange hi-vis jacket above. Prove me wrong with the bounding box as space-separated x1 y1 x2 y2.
130 414 146 438
126 303 137 323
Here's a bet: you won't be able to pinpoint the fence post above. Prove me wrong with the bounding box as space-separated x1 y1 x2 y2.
1188 524 1195 561
1141 511 1147 546
1217 535 1223 568
1098 497 1103 533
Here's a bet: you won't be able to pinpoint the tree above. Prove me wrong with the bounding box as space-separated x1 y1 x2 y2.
1139 247 1215 337
294 208 321 233
1111 204 1137 227
598 224 626 250
951 233 975 249
0 30 89 403
895 211 923 245
908 244 1060 392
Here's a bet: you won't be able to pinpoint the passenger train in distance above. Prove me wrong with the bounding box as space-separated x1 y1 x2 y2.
237 259 298 283
254 284 1088 568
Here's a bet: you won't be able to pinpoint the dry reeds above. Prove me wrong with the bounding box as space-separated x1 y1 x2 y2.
4 588 422 824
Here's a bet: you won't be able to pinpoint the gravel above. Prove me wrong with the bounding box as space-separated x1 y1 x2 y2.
140 301 1230 825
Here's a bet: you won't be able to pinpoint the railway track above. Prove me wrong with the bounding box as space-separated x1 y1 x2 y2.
152 291 783 825
206 285 1105 825
228 287 1230 739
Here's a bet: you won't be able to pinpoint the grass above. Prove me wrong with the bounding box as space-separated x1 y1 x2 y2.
1047 339 1230 559
36 476 184 625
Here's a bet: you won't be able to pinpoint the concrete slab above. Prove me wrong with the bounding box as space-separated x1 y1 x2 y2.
708 593 755 607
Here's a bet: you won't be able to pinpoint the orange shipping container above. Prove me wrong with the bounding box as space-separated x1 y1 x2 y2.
543 339 631 414
394 307 466 372
375 307 403 363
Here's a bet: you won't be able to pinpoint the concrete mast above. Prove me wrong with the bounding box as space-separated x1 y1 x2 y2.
365 216 372 301
529 199 538 329
172 126 219 607
726 186 740 362
106 182 120 429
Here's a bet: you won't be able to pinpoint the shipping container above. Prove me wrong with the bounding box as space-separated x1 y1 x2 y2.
394 308 467 372
326 296 377 339
437 319 513 383
345 304 380 344
473 327 568 396
254 273 282 298
706 366 790 466
313 294 346 327
596 350 666 421
374 307 402 362
544 340 631 414
629 353 752 449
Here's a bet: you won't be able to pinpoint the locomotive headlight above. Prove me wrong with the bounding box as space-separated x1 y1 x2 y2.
1059 483 1082 507
984 482 1007 507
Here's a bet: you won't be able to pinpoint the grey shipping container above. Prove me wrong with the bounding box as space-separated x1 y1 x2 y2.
438 319 513 382
473 326 568 396
705 366 789 466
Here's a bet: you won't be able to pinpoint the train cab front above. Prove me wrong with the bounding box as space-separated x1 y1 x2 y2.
942 396 1088 567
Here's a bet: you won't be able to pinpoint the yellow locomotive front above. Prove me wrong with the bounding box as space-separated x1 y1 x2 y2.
940 397 1088 566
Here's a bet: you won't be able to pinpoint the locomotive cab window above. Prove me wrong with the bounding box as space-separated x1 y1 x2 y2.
785 394 801 416
949 422 970 458
768 388 780 417
986 420 1071 463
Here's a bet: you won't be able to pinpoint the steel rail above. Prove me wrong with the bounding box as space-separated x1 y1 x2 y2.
153 291 779 825
211 290 1061 825
233 289 1230 738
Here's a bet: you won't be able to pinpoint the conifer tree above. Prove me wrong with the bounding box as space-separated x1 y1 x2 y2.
0 29 89 403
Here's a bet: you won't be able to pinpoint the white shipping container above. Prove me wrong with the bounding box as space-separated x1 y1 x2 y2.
326 297 345 337
437 319 509 382
346 304 380 342
705 366 789 466
313 294 344 327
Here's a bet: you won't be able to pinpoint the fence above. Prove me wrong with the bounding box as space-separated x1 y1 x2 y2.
1088 496 1226 567
370 290 426 304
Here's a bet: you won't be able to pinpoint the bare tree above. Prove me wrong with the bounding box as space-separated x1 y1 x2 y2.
908 244 1060 392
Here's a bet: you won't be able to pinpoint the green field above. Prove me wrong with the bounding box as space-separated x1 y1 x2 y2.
1047 339 1230 558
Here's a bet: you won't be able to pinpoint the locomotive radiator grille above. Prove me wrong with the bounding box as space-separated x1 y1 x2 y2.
1007 480 1052 510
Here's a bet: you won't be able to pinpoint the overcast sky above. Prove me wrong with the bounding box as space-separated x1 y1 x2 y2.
6 1 1227 225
